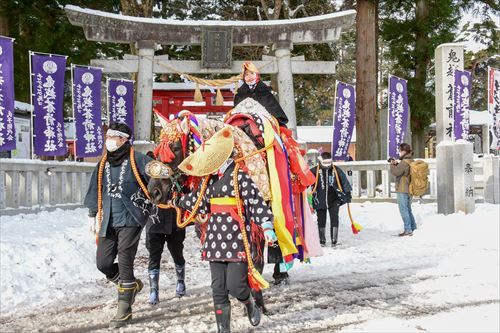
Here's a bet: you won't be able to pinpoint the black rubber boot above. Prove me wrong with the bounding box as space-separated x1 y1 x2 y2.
318 227 326 246
175 264 186 297
272 264 290 285
241 295 261 327
109 280 141 328
148 269 160 305
131 278 143 305
107 272 119 285
214 303 231 333
252 290 270 315
331 227 339 247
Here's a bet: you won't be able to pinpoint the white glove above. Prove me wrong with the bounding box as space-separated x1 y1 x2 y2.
88 216 97 233
262 222 277 245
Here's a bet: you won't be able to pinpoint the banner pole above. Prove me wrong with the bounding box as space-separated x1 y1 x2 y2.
387 75 391 159
331 80 339 158
70 65 78 159
487 66 491 152
106 77 110 125
28 51 35 160
29 50 68 59
72 64 103 71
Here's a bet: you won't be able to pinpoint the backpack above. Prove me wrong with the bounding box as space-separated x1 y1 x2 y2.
404 160 429 196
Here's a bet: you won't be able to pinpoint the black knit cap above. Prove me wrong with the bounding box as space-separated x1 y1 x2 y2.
108 122 132 138
321 151 332 160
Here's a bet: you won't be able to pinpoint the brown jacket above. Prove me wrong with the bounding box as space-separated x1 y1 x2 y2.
390 156 413 193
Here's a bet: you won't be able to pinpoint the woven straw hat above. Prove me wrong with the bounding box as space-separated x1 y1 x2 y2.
242 61 259 75
179 126 234 177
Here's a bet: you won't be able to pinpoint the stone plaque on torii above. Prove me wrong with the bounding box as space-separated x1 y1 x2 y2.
65 5 355 145
202 27 233 68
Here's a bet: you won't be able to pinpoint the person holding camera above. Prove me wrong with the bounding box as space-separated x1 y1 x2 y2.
389 143 417 237
310 152 352 247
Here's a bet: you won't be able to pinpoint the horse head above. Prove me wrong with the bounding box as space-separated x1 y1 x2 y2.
146 112 190 204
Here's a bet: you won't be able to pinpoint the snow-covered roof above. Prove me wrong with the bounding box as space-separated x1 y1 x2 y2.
182 101 234 107
469 110 493 126
153 82 238 91
14 101 33 113
65 5 356 28
297 126 357 143
64 122 75 140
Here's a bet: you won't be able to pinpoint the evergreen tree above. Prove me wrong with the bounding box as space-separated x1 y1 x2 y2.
0 0 126 110
380 0 498 156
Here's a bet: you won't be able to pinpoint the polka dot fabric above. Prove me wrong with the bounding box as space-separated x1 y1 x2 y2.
178 163 273 262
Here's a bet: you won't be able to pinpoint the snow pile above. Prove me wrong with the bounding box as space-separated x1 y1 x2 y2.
0 208 100 314
0 202 498 332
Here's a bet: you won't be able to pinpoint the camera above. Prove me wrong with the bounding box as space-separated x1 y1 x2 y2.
387 157 395 163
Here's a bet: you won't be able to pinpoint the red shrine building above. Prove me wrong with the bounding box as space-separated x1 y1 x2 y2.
153 82 235 119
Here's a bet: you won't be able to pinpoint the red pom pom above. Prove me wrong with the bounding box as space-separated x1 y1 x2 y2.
223 130 230 138
186 164 193 170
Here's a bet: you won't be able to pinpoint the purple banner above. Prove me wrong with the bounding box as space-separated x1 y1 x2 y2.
0 36 16 151
31 53 67 156
488 67 499 150
387 76 409 158
72 66 103 157
108 79 134 134
331 82 356 160
453 70 471 141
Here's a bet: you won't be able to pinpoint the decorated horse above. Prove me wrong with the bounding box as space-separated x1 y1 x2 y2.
147 98 323 260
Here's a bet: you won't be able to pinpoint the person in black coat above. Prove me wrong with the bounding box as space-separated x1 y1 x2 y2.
84 122 152 328
234 61 290 286
145 206 187 304
234 62 289 126
310 152 352 247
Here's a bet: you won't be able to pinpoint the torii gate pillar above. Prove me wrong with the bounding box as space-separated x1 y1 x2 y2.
275 41 297 135
135 40 155 152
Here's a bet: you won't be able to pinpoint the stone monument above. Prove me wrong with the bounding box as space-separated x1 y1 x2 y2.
435 43 476 214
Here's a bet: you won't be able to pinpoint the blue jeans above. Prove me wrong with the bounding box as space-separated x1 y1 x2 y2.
397 193 416 232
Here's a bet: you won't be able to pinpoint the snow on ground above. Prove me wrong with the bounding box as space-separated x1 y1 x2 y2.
0 202 499 332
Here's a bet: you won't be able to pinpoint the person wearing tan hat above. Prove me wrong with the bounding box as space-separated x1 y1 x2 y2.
172 126 277 333
234 61 289 126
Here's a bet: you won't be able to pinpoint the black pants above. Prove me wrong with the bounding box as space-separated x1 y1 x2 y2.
146 228 186 270
210 262 250 305
317 203 340 241
96 226 142 282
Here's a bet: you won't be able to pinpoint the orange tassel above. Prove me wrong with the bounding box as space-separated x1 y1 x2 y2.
215 88 224 106
194 83 203 102
248 272 262 291
154 140 175 163
347 204 362 235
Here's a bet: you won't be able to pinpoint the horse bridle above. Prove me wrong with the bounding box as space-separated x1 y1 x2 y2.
145 159 185 199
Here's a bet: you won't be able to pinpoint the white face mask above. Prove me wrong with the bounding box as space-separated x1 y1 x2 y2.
320 159 333 167
106 139 120 152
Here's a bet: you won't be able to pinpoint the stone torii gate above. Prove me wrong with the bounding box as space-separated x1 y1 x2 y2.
65 5 355 146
